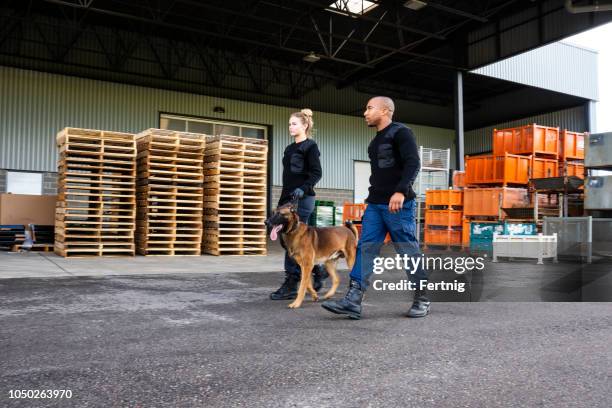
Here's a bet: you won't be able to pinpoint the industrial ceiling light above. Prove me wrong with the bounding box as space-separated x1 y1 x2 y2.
303 52 321 63
404 0 428 11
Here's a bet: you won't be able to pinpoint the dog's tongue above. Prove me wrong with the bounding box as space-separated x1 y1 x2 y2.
270 225 283 241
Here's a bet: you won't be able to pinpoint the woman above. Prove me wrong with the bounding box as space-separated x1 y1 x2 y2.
270 109 328 300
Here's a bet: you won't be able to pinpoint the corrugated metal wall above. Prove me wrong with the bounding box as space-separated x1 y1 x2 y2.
0 66 455 190
472 42 598 100
465 105 587 154
467 0 612 70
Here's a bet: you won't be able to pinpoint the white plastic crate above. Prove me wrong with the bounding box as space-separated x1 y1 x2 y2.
334 206 344 226
421 147 450 169
492 233 558 264
313 206 334 227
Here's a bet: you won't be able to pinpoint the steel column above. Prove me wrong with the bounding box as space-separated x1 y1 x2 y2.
454 70 465 171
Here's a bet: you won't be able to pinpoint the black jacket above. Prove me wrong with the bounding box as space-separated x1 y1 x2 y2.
366 122 420 204
279 139 322 205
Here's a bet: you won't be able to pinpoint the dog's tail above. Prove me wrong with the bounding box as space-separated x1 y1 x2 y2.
344 221 359 240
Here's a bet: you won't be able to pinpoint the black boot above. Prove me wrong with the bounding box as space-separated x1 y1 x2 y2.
270 273 300 300
312 265 329 292
407 287 431 318
321 279 364 320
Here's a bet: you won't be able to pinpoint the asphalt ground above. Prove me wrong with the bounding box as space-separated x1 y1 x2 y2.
1 262 612 408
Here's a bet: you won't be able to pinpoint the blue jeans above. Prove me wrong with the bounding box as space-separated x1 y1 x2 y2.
349 200 427 288
284 195 315 276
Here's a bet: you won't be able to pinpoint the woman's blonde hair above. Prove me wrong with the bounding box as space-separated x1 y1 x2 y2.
290 108 314 137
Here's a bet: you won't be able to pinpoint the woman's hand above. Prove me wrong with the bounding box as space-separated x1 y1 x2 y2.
292 188 305 200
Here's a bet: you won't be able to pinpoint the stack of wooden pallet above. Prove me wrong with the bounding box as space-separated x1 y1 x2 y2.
135 129 206 255
55 128 136 257
202 135 267 255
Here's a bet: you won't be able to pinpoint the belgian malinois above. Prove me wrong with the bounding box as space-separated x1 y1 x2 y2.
265 202 358 309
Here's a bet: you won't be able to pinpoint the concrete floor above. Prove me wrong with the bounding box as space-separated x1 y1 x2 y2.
1 242 611 407
1 240 610 302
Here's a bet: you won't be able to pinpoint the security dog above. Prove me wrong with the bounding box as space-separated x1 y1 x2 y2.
265 202 358 309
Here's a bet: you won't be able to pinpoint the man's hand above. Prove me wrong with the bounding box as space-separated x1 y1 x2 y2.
389 192 405 213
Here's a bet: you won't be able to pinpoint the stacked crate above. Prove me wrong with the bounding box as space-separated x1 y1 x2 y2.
202 135 267 255
55 128 136 257
558 130 585 179
452 170 465 189
493 124 560 179
135 129 205 256
465 153 530 187
423 190 463 249
462 187 531 250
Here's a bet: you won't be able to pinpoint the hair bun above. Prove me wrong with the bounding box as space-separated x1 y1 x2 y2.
300 108 313 118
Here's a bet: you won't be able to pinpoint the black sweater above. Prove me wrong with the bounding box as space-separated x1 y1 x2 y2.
279 139 322 205
366 122 420 204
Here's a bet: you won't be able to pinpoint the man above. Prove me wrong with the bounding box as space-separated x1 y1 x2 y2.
321 96 429 320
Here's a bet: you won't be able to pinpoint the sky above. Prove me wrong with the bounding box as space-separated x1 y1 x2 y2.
563 21 612 133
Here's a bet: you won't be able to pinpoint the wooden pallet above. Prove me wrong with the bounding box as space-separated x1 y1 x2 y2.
11 243 54 252
55 128 136 257
202 135 268 256
135 129 205 256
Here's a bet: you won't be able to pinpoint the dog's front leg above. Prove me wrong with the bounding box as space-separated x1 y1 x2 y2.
288 259 313 309
305 271 319 303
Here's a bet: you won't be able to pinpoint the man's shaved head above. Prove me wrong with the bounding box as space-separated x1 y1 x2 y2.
370 96 395 117
364 96 395 129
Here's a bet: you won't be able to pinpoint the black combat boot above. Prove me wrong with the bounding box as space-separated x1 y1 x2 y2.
321 279 364 320
312 265 329 292
407 286 431 318
270 273 300 300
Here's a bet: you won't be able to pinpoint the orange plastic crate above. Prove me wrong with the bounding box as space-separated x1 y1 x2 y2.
452 170 465 189
425 190 463 207
531 157 558 179
465 153 530 186
493 124 559 157
559 130 586 160
345 204 391 243
559 161 585 179
462 217 470 246
342 203 366 223
425 209 463 227
424 228 462 246
463 187 529 219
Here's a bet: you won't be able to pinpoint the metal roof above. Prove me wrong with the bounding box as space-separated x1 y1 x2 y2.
0 0 609 128
472 42 598 100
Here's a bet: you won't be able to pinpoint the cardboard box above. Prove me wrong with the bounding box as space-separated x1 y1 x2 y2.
0 194 57 225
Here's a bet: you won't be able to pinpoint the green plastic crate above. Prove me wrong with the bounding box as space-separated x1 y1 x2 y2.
470 222 504 241
309 201 336 227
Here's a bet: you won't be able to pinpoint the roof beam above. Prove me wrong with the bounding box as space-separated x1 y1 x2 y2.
426 1 488 23
41 0 375 68
287 0 445 39
171 0 449 66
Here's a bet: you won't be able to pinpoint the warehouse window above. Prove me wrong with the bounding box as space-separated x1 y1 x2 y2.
6 171 42 195
160 114 267 140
